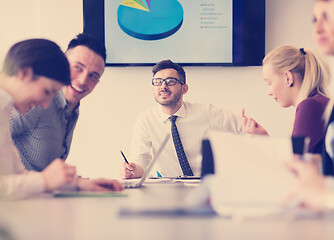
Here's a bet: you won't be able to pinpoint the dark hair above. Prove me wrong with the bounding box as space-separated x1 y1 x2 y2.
152 59 186 84
2 39 71 85
67 33 106 63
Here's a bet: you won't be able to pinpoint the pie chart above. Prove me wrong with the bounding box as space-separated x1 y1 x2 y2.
117 0 183 40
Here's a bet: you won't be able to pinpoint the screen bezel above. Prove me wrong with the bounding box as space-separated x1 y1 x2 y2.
83 0 265 66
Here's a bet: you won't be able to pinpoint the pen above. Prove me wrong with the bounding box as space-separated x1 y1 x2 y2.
120 150 134 175
120 150 129 164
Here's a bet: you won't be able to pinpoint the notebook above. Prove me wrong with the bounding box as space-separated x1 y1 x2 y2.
122 134 170 188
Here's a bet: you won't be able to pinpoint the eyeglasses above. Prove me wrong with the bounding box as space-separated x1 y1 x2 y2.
152 77 184 86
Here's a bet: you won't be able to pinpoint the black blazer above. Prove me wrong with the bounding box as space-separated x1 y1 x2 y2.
322 107 334 176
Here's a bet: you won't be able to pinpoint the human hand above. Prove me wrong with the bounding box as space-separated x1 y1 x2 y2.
76 178 124 192
241 108 268 135
283 160 326 211
120 162 144 179
41 158 76 191
303 153 322 173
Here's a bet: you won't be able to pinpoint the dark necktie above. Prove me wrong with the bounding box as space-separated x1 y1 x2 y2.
169 116 194 176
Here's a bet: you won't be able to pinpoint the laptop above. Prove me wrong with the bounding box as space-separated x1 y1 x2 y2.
122 134 170 188
207 132 297 217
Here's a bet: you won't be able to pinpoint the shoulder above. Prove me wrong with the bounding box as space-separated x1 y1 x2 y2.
10 105 43 122
53 91 67 109
135 106 162 126
137 106 160 118
133 106 162 133
296 95 329 120
298 95 329 110
183 101 235 116
183 101 211 111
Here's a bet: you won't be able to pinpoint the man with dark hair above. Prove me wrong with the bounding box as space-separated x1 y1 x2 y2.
121 59 244 178
1 38 123 199
10 33 106 171
66 33 107 62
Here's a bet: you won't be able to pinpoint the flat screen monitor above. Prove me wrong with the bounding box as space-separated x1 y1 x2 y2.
83 0 265 66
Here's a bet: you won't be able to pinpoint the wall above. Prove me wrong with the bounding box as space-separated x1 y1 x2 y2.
0 0 322 178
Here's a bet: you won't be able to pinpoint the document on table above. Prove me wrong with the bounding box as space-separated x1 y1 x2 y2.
173 179 202 185
119 205 217 217
208 132 297 218
121 177 173 185
53 191 128 198
146 178 174 183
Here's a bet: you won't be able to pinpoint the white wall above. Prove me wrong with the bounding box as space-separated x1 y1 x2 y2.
0 0 321 178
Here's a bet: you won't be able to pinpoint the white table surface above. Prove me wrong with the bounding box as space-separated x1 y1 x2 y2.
0 181 334 240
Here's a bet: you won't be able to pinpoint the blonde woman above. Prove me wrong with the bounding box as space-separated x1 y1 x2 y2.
241 45 331 154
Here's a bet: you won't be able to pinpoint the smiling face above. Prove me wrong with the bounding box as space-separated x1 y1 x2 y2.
152 68 188 111
313 1 334 55
14 75 63 114
262 64 295 108
62 45 105 109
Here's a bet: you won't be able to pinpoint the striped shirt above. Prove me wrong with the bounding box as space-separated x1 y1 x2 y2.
10 91 79 171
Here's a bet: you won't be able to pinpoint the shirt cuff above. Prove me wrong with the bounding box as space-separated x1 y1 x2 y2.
56 175 79 192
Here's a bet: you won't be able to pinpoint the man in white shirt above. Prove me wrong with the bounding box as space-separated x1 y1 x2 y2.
121 59 244 178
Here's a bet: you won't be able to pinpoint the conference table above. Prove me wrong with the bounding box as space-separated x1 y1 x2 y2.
0 180 334 240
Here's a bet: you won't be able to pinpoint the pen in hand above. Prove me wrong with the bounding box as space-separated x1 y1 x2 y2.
120 150 134 176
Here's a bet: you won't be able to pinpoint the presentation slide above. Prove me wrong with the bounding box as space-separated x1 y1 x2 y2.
105 0 233 64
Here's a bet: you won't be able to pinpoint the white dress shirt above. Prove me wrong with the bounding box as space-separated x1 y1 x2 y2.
130 102 243 177
0 88 45 199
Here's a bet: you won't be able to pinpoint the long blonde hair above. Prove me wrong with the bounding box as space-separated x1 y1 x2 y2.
262 45 331 106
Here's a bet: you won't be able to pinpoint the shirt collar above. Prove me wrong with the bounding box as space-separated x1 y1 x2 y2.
54 91 80 113
159 102 187 123
54 91 67 110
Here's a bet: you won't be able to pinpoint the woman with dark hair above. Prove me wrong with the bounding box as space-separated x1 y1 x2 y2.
0 39 123 199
